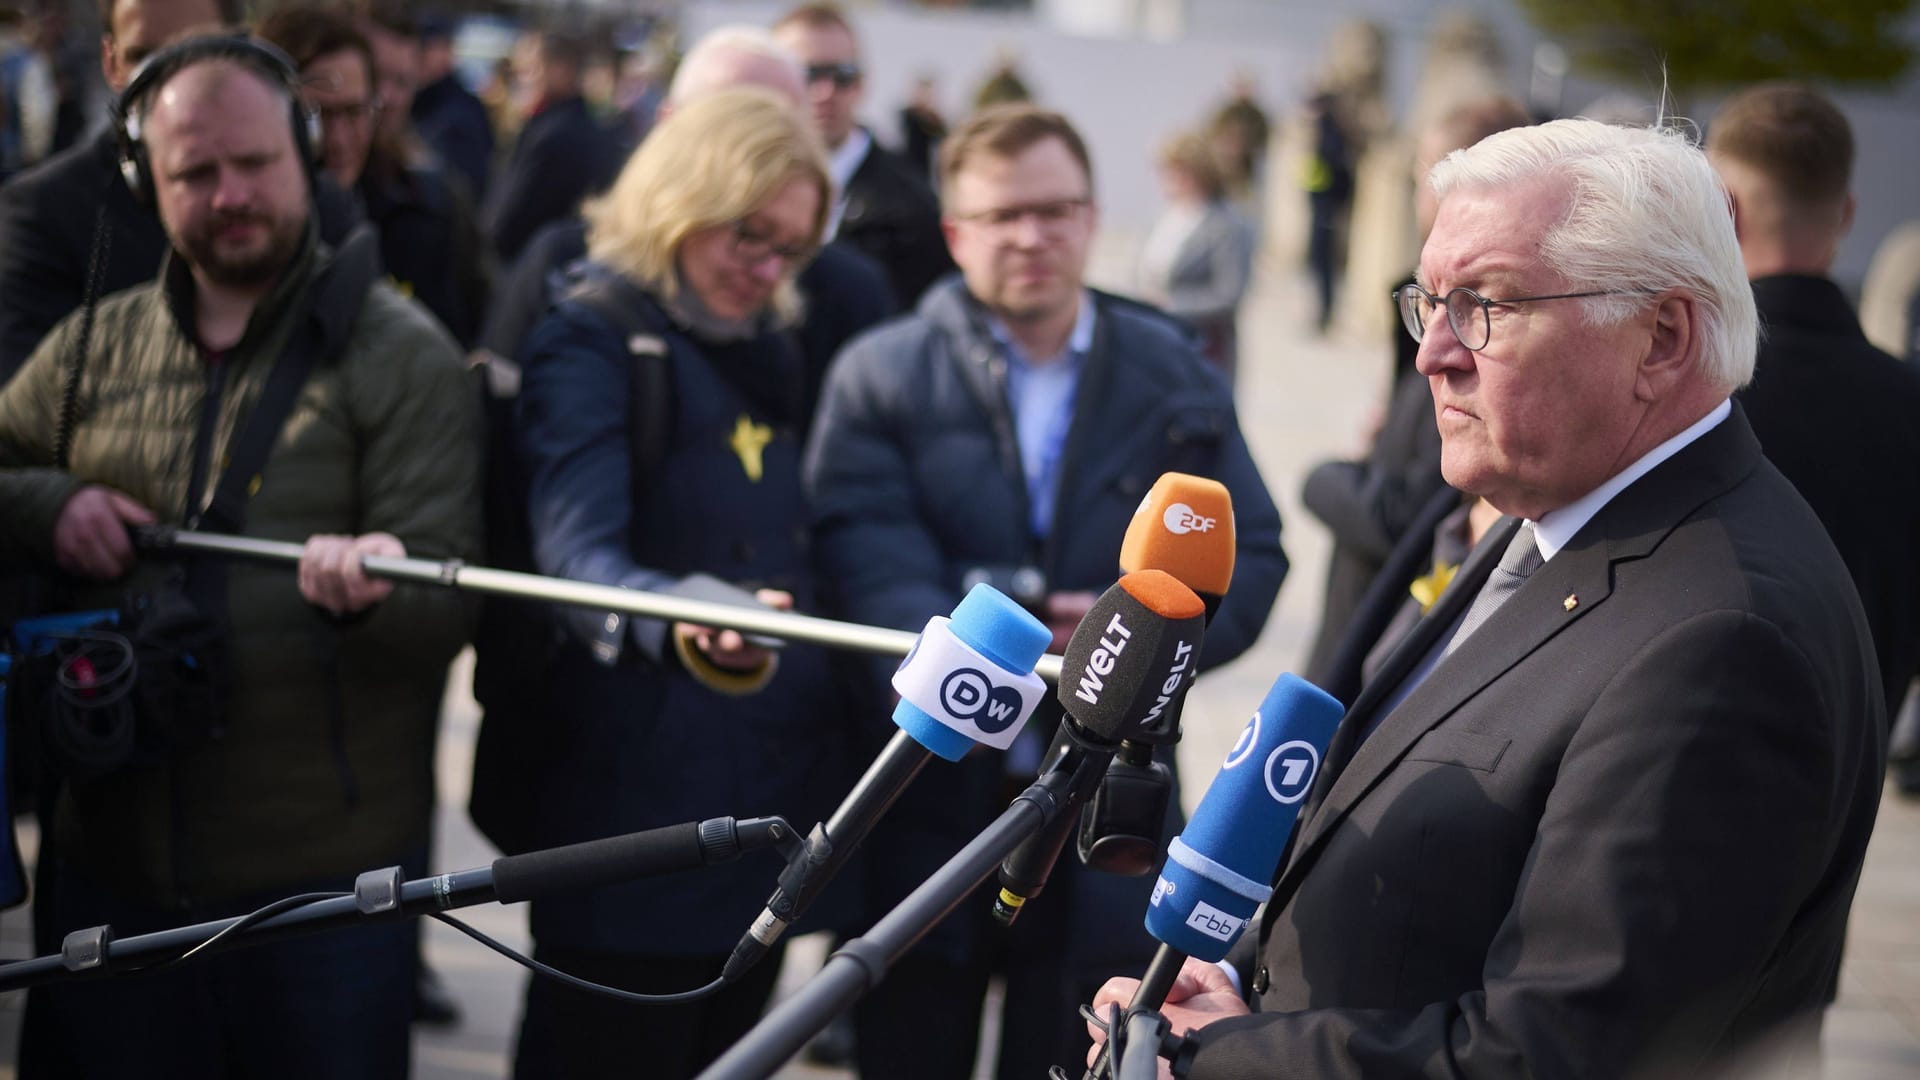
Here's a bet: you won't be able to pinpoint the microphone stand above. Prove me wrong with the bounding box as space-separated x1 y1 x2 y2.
696 746 1117 1080
1079 947 1188 1079
0 816 797 993
130 526 1068 682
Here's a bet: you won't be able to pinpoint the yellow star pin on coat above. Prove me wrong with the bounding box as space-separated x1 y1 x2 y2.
729 415 773 482
1409 562 1458 614
1563 593 1579 612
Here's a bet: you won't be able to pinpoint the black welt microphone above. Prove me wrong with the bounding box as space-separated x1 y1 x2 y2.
991 570 1207 926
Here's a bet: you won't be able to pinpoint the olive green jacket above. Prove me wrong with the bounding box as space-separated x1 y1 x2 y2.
0 233 481 907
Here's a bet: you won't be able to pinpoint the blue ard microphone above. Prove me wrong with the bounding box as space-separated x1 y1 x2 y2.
1084 673 1344 1078
722 584 1050 982
1145 673 1344 962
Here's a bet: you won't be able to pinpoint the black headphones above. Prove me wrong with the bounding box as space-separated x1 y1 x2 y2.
113 33 323 204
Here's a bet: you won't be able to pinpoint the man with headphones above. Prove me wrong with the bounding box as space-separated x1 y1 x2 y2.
0 0 361 388
0 34 478 1076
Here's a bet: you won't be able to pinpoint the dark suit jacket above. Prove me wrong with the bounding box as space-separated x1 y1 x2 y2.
839 133 953 310
485 96 614 265
0 129 361 385
1737 274 1920 716
411 72 495 204
1193 406 1885 1079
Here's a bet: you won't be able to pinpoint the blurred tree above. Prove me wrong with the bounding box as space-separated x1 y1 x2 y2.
1517 0 1917 96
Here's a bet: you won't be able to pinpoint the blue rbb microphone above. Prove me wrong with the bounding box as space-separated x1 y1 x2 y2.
1146 673 1344 960
1084 674 1345 1079
722 585 1049 982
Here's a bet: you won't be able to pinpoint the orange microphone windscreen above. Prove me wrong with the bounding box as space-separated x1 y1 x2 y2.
1118 473 1235 599
1115 569 1207 622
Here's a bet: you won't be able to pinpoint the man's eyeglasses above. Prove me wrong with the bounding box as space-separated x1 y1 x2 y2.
950 198 1090 233
1394 283 1650 352
729 220 816 268
804 62 860 90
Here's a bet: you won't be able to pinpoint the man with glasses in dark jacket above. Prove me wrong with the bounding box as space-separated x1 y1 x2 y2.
806 103 1286 1080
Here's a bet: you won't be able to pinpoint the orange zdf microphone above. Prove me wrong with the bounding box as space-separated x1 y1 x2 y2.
992 570 1208 925
1119 473 1235 624
1071 474 1238 878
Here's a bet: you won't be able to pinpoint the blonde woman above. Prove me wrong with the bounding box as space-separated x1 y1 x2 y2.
505 87 851 1078
1138 131 1256 382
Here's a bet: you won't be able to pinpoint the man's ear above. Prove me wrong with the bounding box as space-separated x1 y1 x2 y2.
1635 292 1697 403
1724 185 1746 244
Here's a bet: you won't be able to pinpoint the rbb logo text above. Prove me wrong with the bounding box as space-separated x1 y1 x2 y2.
1185 901 1244 943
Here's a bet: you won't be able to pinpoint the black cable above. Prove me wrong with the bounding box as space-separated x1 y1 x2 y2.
131 891 351 974
55 198 115 470
428 911 726 1005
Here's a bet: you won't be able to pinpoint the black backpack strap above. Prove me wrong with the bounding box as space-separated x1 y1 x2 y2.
194 226 382 534
559 273 675 494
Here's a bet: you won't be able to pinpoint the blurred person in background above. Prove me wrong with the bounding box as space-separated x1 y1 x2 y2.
259 2 485 350
485 28 617 265
0 2 55 180
499 87 857 1080
1137 129 1255 382
897 72 945 179
773 1 952 308
409 11 492 202
1708 82 1920 794
1205 72 1269 209
0 0 362 386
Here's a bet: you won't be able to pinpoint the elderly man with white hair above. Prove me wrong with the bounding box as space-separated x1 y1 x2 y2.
1090 119 1886 1079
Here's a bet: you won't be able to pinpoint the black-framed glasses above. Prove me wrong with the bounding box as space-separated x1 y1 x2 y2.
729 220 816 268
1394 283 1649 352
950 197 1090 233
804 62 860 89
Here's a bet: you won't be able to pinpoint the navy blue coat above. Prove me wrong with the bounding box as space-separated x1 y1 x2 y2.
804 277 1287 972
510 284 855 955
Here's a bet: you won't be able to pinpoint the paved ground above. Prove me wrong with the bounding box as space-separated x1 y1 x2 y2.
2 253 1916 1078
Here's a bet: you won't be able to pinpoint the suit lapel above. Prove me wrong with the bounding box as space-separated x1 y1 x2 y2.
1314 514 1519 790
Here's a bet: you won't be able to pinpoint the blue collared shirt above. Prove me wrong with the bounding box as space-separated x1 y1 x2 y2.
992 294 1096 539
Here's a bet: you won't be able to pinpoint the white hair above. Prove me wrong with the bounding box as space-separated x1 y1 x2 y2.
669 26 804 106
1429 118 1758 392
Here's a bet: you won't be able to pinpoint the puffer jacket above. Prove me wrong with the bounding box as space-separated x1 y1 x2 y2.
0 230 481 908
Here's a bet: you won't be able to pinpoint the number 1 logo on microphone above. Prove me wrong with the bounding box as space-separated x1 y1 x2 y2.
1265 741 1321 804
